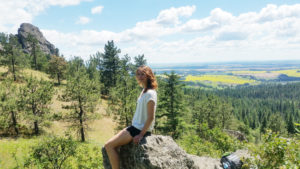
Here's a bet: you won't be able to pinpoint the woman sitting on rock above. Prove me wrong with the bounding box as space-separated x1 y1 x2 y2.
104 65 158 169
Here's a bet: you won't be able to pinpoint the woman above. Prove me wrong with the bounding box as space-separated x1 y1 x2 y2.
104 65 158 169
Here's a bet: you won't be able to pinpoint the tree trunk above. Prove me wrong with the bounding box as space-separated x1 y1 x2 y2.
11 55 16 81
32 103 39 135
10 111 19 135
79 101 85 142
57 73 61 85
34 120 39 135
33 44 37 70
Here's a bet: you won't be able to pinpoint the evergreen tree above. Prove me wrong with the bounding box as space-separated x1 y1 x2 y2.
134 54 147 68
260 116 267 134
108 55 140 130
19 76 54 135
26 34 48 71
67 56 85 77
156 72 186 139
48 55 67 85
0 80 20 135
61 69 101 142
268 113 286 134
287 115 296 134
0 34 26 81
26 34 39 70
100 40 121 95
87 54 101 80
220 100 233 129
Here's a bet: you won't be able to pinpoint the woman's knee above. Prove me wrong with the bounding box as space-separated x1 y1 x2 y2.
104 141 114 151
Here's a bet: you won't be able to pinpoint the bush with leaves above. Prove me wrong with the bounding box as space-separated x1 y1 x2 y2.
24 135 104 169
24 136 78 169
248 130 300 169
178 123 242 158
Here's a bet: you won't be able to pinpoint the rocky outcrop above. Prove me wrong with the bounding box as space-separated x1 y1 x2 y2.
223 129 248 142
0 44 3 51
17 23 58 55
102 135 222 169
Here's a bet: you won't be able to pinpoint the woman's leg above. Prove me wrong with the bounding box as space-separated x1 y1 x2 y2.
104 128 133 169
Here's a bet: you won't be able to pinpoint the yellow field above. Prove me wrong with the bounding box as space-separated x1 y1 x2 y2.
184 75 256 85
271 69 300 77
231 70 267 74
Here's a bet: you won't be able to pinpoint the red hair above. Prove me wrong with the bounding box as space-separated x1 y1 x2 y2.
136 65 158 92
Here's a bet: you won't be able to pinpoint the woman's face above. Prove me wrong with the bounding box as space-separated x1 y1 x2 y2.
136 70 147 86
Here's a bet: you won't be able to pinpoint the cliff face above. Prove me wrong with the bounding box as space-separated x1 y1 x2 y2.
102 135 222 169
17 23 58 56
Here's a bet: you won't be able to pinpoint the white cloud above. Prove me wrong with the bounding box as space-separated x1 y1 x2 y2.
0 0 90 33
91 6 104 14
2 2 300 63
47 0 92 7
76 16 91 25
157 5 196 25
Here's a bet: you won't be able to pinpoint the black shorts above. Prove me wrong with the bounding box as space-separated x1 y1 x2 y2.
126 125 151 137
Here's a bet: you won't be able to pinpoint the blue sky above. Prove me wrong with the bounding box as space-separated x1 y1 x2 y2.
1 0 300 64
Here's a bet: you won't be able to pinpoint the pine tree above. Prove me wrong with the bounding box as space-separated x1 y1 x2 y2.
26 34 39 70
48 55 67 85
67 56 85 77
19 76 54 135
0 34 26 81
0 80 20 135
260 116 267 134
108 55 140 130
26 34 48 71
287 115 296 134
61 69 101 142
100 40 121 95
134 54 147 68
156 72 186 139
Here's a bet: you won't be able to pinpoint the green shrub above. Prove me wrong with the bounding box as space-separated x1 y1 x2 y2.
178 125 242 158
248 130 300 169
24 136 104 169
24 136 78 169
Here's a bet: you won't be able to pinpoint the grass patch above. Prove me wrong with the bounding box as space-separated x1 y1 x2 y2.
0 137 39 169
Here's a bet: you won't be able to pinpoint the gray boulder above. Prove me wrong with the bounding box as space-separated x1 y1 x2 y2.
102 135 222 169
17 23 58 55
223 129 248 142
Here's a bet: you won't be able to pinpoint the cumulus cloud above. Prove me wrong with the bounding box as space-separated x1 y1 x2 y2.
2 2 300 63
0 0 90 33
43 4 300 62
118 6 196 40
76 16 91 24
157 5 196 25
181 8 234 32
91 5 104 14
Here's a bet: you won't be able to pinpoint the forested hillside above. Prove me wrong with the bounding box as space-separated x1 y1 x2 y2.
1 28 299 169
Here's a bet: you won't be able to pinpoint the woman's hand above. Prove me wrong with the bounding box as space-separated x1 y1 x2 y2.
133 134 143 144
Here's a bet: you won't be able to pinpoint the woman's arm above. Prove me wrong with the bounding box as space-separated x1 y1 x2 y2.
133 100 155 144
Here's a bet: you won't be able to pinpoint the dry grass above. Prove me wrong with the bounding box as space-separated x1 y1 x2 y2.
46 94 116 145
21 68 51 81
0 66 7 73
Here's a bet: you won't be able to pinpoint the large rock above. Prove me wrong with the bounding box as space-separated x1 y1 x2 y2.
223 129 248 142
17 23 58 55
102 135 222 169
